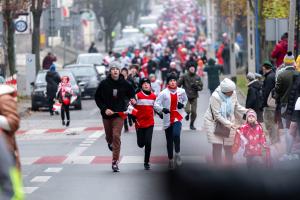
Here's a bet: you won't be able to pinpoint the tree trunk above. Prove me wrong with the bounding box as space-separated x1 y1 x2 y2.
109 33 113 51
5 11 16 76
32 10 42 74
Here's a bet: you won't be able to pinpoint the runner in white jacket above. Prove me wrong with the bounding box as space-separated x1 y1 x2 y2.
154 73 188 169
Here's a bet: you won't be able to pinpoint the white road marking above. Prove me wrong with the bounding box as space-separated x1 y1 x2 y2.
63 156 95 164
31 176 51 183
81 140 95 144
24 187 39 194
120 156 144 164
79 143 92 147
25 129 47 135
67 146 88 157
44 167 63 173
88 130 104 139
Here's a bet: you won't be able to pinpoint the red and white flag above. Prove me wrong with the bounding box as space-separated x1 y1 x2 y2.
126 104 138 116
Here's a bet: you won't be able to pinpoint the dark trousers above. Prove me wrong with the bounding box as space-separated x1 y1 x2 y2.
165 122 181 159
212 144 233 165
136 126 154 164
48 96 55 114
61 104 70 121
185 98 197 125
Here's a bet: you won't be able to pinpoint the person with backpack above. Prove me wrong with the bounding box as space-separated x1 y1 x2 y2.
245 72 263 122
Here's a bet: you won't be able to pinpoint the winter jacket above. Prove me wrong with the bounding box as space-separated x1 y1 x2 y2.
275 67 296 104
246 80 263 122
159 56 171 72
262 70 276 108
147 60 158 75
46 71 60 99
203 64 221 92
0 133 24 200
203 87 248 145
95 75 135 119
56 79 74 105
154 87 188 129
271 39 288 67
177 72 203 99
233 123 267 157
135 91 156 128
185 58 198 69
127 74 140 91
286 73 300 121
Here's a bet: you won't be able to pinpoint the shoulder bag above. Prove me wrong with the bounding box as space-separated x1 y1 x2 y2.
210 106 231 138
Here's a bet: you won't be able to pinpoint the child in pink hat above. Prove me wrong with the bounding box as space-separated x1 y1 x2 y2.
232 109 271 168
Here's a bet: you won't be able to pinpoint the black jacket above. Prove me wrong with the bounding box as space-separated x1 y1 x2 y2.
147 60 157 75
159 56 171 71
286 73 300 121
246 80 262 109
262 70 275 108
185 58 198 69
95 75 135 119
46 71 60 98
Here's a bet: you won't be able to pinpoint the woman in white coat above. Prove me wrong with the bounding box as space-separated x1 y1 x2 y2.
204 78 248 165
155 73 188 169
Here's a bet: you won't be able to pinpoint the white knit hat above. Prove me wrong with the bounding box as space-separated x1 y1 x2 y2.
220 78 236 93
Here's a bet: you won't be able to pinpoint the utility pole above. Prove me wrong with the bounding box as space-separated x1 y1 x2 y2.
288 0 296 54
254 0 260 72
229 1 236 82
247 0 256 73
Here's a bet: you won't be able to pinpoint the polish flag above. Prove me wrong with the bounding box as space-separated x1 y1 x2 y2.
62 7 70 18
126 104 138 116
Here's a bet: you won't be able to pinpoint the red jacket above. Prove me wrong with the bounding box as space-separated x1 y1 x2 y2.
271 39 288 67
233 123 267 157
135 91 156 128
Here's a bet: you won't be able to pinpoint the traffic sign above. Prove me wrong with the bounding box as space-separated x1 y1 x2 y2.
15 20 28 32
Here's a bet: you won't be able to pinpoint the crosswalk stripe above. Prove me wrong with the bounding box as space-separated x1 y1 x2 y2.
24 187 38 194
31 176 51 183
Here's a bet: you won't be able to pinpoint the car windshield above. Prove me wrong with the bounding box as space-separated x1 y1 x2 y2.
36 71 77 86
66 67 96 77
77 55 103 65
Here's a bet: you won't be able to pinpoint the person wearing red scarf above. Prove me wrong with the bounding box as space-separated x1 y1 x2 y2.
154 73 188 169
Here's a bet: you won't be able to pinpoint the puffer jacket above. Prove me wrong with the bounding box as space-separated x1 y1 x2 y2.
177 72 203 99
275 67 297 104
0 85 21 170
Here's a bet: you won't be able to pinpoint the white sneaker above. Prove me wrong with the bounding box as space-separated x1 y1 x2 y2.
175 153 182 166
168 159 175 170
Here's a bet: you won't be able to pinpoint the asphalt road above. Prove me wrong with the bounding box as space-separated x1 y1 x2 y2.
18 84 212 200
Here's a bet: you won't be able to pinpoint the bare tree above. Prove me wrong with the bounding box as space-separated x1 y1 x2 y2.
0 0 29 76
31 0 50 74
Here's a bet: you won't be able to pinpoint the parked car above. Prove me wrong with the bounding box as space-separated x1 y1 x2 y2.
31 70 82 111
64 64 101 97
113 39 136 53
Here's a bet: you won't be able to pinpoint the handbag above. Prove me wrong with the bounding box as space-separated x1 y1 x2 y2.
210 106 231 138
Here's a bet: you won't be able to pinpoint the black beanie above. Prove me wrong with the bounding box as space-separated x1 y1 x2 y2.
139 77 151 88
166 72 178 83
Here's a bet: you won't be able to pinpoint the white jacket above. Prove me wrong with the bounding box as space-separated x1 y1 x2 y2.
154 87 188 129
203 86 247 145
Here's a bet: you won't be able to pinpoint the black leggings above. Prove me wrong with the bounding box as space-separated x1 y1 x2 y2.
165 123 181 160
61 104 70 121
136 126 154 164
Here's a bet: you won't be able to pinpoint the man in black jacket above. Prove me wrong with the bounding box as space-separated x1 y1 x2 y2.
46 64 60 115
261 61 277 144
95 62 135 172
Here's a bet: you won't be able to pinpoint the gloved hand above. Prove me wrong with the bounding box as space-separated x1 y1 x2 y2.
158 112 163 119
162 108 170 114
177 102 184 109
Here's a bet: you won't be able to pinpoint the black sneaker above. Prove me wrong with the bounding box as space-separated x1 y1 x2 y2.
108 143 113 151
62 121 65 126
50 112 54 116
185 114 190 121
144 163 150 170
112 161 120 172
66 120 70 127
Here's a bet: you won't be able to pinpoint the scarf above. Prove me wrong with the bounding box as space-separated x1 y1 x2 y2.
218 90 233 119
